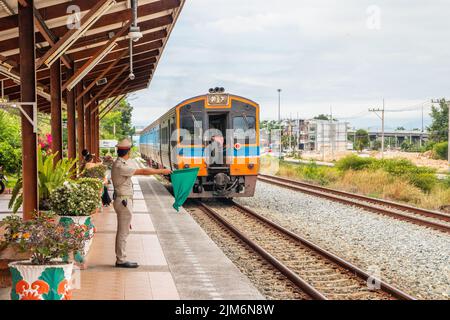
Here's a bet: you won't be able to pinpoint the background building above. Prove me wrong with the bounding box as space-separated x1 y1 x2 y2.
297 119 349 154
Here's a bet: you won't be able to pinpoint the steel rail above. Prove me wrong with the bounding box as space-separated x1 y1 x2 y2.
196 201 415 300
230 201 415 300
258 174 450 234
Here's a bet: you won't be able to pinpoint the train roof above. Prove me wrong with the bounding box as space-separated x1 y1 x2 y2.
140 93 260 135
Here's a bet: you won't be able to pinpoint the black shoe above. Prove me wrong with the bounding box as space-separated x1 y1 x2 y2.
115 261 139 268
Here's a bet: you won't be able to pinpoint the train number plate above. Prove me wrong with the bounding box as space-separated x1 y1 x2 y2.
207 94 229 106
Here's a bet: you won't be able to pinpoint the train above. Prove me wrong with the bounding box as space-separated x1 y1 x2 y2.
139 88 260 198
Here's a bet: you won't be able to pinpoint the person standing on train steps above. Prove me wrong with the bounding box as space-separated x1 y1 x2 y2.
111 139 171 268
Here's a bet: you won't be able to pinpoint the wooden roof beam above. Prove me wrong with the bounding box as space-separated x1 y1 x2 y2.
63 20 131 91
84 65 129 109
75 49 129 104
36 0 116 69
33 6 72 69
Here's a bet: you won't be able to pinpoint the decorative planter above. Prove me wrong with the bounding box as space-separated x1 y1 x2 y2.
0 260 12 288
57 216 95 263
8 261 73 300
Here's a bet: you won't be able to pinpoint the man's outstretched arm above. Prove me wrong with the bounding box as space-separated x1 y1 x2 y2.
134 168 171 176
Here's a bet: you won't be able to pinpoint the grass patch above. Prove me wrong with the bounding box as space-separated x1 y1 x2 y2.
273 156 450 211
276 161 339 186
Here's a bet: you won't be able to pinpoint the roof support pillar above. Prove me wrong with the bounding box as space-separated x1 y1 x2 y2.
66 63 77 160
90 101 96 157
50 58 63 162
84 93 92 152
94 108 100 161
19 0 38 220
76 82 85 161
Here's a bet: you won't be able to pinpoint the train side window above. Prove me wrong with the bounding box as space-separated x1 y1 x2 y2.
180 112 202 145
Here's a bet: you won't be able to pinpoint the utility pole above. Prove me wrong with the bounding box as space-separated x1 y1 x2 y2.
278 89 282 159
369 98 385 158
431 99 450 173
330 106 334 161
420 105 424 148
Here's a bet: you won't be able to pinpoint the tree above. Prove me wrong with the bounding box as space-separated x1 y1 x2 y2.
428 98 448 142
396 126 406 131
314 114 331 121
0 110 21 148
354 129 369 152
0 110 22 175
100 98 135 140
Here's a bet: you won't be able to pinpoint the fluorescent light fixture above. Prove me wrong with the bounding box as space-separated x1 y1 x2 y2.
43 0 116 67
65 42 118 91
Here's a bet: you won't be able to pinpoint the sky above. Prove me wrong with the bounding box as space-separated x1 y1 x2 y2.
131 0 450 131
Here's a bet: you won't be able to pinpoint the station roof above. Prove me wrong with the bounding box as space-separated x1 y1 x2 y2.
0 0 185 112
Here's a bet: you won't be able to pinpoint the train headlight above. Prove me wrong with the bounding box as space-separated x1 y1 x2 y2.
234 143 242 150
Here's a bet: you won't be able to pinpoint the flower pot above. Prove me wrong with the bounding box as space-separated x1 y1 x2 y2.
8 261 73 300
57 216 95 263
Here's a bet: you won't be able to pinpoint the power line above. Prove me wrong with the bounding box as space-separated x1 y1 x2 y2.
369 98 385 158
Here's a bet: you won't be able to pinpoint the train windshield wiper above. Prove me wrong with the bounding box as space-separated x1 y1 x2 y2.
242 113 250 129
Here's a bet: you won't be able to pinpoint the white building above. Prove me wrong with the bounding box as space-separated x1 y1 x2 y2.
297 119 349 154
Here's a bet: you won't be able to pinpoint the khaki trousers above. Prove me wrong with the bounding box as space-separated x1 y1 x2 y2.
113 198 133 264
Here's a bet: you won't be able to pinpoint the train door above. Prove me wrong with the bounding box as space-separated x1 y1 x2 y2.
168 117 176 170
207 112 228 167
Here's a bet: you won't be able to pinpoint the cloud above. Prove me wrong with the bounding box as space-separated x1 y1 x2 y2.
132 0 450 130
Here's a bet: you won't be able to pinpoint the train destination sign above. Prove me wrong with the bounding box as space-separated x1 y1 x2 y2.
207 94 229 106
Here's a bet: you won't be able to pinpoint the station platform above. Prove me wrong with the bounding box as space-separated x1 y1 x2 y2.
0 165 263 300
71 176 262 300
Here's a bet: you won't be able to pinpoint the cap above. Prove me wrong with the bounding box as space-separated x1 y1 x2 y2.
116 139 132 150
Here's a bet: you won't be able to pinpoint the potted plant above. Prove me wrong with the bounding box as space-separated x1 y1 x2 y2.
82 164 107 180
49 181 101 263
0 212 88 300
8 147 77 213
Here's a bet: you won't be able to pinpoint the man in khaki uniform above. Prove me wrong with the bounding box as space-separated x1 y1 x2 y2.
112 139 171 268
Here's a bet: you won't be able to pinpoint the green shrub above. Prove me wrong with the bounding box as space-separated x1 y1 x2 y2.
78 177 103 192
442 176 450 189
433 142 448 160
0 141 22 175
50 182 101 216
294 162 338 185
82 164 107 180
336 155 374 171
8 147 77 213
336 156 437 193
407 173 437 192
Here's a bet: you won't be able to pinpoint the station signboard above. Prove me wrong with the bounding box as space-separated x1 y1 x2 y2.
99 140 117 148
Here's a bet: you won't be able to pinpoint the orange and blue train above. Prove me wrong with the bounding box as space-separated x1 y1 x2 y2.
139 88 260 198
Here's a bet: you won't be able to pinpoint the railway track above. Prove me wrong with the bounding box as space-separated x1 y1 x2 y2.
196 200 415 300
258 174 450 234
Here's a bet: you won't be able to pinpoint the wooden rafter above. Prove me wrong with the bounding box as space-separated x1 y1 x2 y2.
63 21 131 91
36 0 114 69
33 6 72 69
85 65 129 109
76 49 128 103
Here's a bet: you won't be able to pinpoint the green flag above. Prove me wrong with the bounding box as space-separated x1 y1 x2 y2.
171 167 200 212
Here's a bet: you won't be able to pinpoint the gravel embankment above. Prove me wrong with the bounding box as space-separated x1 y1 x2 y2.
236 182 450 300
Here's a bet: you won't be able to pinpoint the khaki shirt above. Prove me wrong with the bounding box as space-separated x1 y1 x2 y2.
111 157 136 197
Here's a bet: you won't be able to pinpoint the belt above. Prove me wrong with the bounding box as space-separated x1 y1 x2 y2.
113 191 133 200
